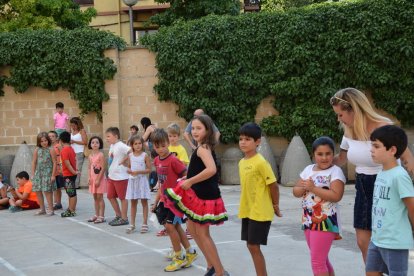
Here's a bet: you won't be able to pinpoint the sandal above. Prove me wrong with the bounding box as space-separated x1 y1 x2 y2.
87 215 98 222
94 216 106 224
34 210 46 216
126 225 136 234
140 224 149 234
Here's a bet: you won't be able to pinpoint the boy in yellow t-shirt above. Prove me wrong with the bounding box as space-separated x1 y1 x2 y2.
167 123 189 166
238 122 282 276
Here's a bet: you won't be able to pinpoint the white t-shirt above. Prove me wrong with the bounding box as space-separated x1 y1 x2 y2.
71 132 84 154
340 136 382 175
108 141 130 180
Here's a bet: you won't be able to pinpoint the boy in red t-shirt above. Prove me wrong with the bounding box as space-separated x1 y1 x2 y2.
59 131 78 217
151 129 197 272
8 171 40 212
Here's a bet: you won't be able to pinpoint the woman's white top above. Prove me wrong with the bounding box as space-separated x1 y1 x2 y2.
340 136 382 175
71 132 84 154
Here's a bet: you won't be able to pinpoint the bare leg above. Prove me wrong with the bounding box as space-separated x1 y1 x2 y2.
176 224 191 249
36 192 45 211
120 199 128 220
356 229 371 263
130 199 138 226
97 194 105 218
109 198 121 217
247 243 267 276
165 223 183 252
44 191 53 212
68 195 77 212
187 220 213 271
141 199 148 225
54 188 62 204
93 194 99 216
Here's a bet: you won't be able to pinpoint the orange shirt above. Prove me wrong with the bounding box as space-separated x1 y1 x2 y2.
53 143 62 176
17 180 38 207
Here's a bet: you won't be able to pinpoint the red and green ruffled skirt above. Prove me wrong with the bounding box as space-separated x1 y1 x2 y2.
164 182 228 226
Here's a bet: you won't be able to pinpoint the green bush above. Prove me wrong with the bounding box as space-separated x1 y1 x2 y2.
0 28 125 120
143 0 414 145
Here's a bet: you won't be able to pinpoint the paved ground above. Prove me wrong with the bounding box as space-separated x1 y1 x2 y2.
1 184 413 276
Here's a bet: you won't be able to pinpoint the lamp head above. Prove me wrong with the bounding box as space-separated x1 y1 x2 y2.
123 0 138 7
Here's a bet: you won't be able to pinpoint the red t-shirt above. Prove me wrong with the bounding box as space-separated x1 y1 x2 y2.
61 145 77 177
154 153 186 202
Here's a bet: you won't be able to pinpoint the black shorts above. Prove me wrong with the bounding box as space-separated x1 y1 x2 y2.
241 218 271 245
56 175 65 189
155 202 185 225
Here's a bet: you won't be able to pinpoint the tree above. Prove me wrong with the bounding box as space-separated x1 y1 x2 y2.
0 0 96 32
150 0 240 27
261 0 341 11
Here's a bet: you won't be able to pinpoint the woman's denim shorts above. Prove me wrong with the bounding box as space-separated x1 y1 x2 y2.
354 173 377 230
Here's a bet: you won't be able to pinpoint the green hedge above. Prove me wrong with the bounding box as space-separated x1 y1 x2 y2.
0 28 125 120
143 0 414 145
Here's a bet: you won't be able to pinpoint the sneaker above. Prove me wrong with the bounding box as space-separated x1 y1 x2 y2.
9 206 22 213
156 228 168 237
53 203 63 210
185 229 193 240
183 250 198 268
108 216 121 226
164 256 186 272
110 218 129 226
204 267 215 276
165 248 175 260
61 209 76 217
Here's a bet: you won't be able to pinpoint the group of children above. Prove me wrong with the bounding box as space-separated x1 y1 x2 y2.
1 103 413 275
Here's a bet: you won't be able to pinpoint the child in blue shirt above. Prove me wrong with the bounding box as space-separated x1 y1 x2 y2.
366 125 414 276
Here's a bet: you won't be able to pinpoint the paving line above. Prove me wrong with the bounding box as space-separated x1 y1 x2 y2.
0 257 26 276
67 218 206 271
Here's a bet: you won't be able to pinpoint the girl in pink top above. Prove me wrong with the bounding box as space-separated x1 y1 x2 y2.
87 136 107 224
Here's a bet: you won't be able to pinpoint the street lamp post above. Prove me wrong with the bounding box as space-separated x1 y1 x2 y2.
123 0 138 45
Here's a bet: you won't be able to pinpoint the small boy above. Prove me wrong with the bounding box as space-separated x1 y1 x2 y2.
49 131 64 210
8 171 40 212
0 172 10 210
54 102 70 137
127 125 139 144
366 125 414 276
106 127 130 226
59 131 78 217
238 123 282 276
150 128 197 272
167 123 189 166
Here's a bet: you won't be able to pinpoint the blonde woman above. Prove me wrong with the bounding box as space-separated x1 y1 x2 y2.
330 87 414 263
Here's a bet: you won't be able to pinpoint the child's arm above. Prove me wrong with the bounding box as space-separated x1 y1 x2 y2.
303 178 345 202
31 148 38 179
403 197 414 230
94 153 105 187
49 148 57 182
142 154 152 175
181 146 215 190
293 178 307 198
0 186 7 198
64 159 77 175
269 182 282 217
151 184 162 212
11 187 29 200
88 156 92 186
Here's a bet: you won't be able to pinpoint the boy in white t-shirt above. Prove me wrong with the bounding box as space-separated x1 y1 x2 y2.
366 125 414 276
106 127 130 226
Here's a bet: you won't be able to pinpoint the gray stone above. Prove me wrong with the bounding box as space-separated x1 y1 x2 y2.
257 136 278 177
221 147 243 185
80 157 90 188
281 135 312 187
0 154 14 184
10 143 33 187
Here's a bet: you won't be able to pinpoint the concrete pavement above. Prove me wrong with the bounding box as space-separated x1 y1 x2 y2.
1 184 413 276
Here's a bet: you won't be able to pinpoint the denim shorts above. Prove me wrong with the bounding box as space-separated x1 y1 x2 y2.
366 241 408 276
354 173 376 230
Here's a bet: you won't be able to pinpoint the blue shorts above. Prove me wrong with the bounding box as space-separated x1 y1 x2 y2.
366 241 408 276
354 173 376 230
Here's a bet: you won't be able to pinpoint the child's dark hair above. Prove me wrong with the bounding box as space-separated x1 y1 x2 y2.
88 136 104 150
106 127 120 139
370 125 407 159
312 136 335 154
130 125 139 132
48 130 58 140
16 171 29 180
239 122 261 141
151 128 169 146
36 132 51 147
129 135 145 150
70 117 84 130
59 131 71 143
56 102 64 109
140 117 152 130
193 114 217 150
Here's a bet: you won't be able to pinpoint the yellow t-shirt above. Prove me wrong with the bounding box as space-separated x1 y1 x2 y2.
168 144 189 165
238 153 276 221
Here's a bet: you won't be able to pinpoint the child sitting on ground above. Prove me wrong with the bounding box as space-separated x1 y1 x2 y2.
8 171 40 212
0 172 10 210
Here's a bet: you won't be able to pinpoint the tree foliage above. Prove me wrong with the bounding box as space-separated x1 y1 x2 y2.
143 0 414 145
0 0 96 32
261 0 341 11
0 28 125 120
150 0 240 27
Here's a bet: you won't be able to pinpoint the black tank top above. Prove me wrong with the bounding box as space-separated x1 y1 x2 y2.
188 147 221 200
